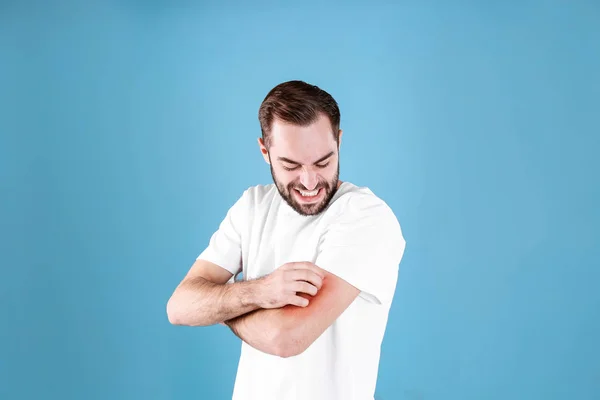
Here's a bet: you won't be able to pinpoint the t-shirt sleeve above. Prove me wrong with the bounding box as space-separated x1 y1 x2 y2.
196 190 249 276
315 194 406 306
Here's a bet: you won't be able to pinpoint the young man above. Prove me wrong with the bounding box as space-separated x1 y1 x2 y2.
167 80 406 400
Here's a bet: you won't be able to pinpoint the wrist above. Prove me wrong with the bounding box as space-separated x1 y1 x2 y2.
241 279 263 308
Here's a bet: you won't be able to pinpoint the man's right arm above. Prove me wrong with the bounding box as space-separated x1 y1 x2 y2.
166 259 262 327
166 259 324 327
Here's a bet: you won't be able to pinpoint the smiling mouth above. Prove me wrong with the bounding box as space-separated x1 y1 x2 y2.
294 187 323 202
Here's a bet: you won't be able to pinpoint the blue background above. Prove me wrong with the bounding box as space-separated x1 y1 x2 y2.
1 1 599 399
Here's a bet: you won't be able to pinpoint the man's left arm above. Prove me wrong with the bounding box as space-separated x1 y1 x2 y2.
225 194 406 357
224 265 360 358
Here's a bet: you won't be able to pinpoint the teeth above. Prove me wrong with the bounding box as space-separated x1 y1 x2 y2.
298 189 319 197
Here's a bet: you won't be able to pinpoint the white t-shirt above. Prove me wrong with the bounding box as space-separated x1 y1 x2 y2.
197 181 406 400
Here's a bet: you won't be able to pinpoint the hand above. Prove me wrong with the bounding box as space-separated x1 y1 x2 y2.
256 262 324 309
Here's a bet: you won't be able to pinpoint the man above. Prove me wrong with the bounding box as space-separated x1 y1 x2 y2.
166 80 406 400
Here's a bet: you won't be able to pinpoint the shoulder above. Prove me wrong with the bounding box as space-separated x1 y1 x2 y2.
238 183 278 207
229 184 279 216
322 182 405 257
327 182 401 230
223 184 278 230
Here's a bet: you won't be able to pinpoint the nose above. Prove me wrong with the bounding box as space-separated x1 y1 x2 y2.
299 168 318 191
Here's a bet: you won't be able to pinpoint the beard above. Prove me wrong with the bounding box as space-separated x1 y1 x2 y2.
270 162 340 217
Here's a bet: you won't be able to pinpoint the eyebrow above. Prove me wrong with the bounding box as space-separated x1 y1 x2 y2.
277 151 335 166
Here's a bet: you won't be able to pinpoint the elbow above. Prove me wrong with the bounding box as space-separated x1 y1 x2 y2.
166 296 183 325
270 325 307 358
274 346 302 359
166 294 196 326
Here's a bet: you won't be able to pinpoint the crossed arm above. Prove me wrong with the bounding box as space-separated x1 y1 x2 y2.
224 268 360 358
167 259 360 358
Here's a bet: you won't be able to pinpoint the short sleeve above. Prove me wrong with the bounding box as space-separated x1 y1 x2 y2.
315 194 406 306
196 190 249 275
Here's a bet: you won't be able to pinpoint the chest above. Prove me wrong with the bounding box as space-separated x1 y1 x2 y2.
241 207 325 280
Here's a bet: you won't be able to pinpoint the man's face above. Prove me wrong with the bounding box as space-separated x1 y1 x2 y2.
259 114 342 216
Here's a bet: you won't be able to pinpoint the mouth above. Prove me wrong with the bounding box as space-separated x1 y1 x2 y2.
293 187 324 203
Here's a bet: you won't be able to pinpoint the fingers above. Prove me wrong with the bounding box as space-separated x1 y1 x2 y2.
284 262 325 278
292 281 318 296
286 269 323 289
287 295 310 307
269 262 326 309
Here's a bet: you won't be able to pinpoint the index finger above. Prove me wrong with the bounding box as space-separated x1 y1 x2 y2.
287 261 325 278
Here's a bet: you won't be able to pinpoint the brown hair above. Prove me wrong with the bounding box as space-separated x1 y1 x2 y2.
258 80 341 149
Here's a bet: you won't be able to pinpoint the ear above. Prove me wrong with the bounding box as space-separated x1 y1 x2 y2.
338 129 343 149
257 137 270 164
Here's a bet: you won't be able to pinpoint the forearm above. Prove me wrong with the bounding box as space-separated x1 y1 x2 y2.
225 308 289 356
167 277 261 327
225 276 343 358
225 295 312 357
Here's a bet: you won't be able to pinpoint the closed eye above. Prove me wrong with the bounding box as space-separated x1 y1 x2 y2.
278 151 334 171
283 162 329 171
